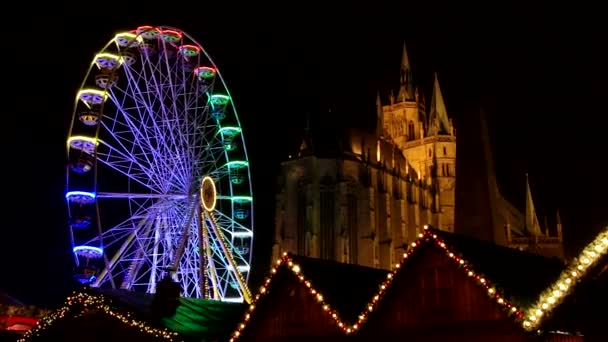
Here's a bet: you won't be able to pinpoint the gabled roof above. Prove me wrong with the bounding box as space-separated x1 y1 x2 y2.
431 229 565 307
288 255 389 323
19 288 248 342
18 291 178 342
228 225 608 341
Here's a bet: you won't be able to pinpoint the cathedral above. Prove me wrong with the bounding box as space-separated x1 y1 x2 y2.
272 44 564 270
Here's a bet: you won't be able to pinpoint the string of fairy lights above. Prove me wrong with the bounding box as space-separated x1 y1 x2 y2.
17 292 180 341
228 225 608 341
523 227 608 330
16 225 607 340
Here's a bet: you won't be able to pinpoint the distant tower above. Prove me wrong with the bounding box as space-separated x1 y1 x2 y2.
273 43 459 270
383 57 456 230
504 175 566 260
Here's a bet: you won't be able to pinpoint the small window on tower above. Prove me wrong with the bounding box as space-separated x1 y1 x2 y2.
443 147 447 156
429 149 432 157
408 121 415 140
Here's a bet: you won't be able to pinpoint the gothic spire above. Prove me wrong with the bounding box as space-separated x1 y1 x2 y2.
401 42 410 74
298 112 313 156
376 91 384 137
398 42 413 102
428 72 450 136
556 210 563 239
525 174 542 236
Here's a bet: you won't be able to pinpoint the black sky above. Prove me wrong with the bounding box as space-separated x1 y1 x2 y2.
4 3 607 306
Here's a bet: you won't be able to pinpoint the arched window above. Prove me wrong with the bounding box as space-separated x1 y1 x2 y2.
408 121 415 140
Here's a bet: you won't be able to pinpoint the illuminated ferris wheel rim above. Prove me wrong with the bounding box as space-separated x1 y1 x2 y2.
64 25 255 303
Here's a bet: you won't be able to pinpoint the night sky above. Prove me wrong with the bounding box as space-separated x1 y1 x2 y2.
4 4 606 306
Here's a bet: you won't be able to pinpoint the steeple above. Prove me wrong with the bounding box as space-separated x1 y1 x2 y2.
556 210 563 240
397 42 413 102
298 113 313 156
525 174 542 236
376 91 383 137
428 72 451 136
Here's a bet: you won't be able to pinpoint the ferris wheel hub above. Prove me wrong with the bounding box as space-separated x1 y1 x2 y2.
200 176 217 212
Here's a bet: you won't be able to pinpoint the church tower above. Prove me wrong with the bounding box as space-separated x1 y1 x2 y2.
380 44 456 231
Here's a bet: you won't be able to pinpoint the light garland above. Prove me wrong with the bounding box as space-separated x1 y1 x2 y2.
17 292 180 341
523 227 608 330
229 225 608 340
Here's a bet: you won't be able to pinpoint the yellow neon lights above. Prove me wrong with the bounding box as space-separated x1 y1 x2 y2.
200 176 217 212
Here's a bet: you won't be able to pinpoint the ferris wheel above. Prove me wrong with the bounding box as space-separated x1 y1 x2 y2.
65 25 254 303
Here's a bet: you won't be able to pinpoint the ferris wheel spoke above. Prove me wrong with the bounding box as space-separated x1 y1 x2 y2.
102 88 169 186
213 210 253 237
96 140 166 191
94 202 161 288
121 65 189 185
156 43 196 183
107 82 179 190
138 54 191 185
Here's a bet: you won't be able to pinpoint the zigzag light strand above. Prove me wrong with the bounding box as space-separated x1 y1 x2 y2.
229 225 522 341
18 292 179 341
523 226 608 331
229 225 608 341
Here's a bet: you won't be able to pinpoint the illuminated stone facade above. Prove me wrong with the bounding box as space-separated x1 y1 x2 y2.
273 45 454 268
273 44 564 269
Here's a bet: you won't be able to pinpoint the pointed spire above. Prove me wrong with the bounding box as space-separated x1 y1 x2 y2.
525 174 542 236
556 210 563 240
398 42 412 102
428 72 451 136
401 42 411 74
376 91 383 137
298 113 312 156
